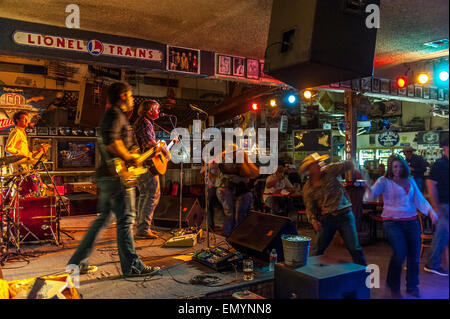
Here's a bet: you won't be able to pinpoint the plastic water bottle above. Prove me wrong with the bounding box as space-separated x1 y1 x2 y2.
269 249 277 271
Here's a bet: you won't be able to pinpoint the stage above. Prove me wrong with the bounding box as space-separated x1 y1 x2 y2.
1 214 448 299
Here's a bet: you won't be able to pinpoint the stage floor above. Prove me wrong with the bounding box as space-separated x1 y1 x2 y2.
1 214 448 299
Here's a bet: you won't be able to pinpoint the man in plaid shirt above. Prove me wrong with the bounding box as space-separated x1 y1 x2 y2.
133 99 168 239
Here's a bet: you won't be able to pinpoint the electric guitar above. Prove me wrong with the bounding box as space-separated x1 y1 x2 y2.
111 139 176 187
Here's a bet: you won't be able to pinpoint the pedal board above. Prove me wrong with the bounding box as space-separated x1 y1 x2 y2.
163 228 203 247
192 247 242 271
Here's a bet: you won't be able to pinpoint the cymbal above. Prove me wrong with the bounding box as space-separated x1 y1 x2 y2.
0 169 40 179
30 216 57 220
0 155 26 166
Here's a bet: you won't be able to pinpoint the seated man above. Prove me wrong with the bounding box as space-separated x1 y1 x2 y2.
264 166 296 216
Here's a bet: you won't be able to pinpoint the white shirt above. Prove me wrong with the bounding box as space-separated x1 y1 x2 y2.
264 174 293 202
366 176 433 219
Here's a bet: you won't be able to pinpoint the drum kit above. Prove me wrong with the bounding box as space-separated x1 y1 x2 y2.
1 154 70 264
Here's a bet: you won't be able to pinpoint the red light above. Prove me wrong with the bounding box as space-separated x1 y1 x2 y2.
396 77 407 88
251 102 259 111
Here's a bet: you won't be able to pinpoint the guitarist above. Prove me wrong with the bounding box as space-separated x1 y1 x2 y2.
132 99 168 239
5 111 50 172
67 82 159 277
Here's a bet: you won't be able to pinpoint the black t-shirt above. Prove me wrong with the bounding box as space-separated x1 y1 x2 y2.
96 105 135 178
407 154 429 178
429 157 449 204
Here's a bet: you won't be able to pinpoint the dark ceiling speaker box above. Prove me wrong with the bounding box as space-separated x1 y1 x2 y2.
226 211 298 262
264 0 379 90
153 196 204 228
275 255 370 299
77 82 108 127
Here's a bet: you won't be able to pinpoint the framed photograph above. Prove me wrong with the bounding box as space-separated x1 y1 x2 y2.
167 45 200 74
414 86 423 98
361 77 372 91
351 78 360 91
430 87 438 100
398 87 407 96
423 86 430 99
438 88 444 100
372 78 380 92
216 54 232 75
246 58 260 79
380 79 390 93
232 57 245 77
390 80 398 95
407 84 415 97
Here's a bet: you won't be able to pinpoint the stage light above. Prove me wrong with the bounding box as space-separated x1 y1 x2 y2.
303 90 312 99
251 102 259 111
417 73 430 84
269 99 277 107
396 77 407 88
439 70 449 82
288 94 296 104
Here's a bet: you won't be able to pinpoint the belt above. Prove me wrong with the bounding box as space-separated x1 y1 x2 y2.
330 206 352 216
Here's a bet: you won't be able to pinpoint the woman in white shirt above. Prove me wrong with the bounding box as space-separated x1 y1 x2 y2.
365 154 438 298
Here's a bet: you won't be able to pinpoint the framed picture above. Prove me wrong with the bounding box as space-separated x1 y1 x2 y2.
246 58 260 79
438 88 444 100
407 84 415 97
232 57 245 77
430 87 438 100
167 45 200 74
398 87 407 96
423 86 430 99
380 79 390 93
361 77 372 91
414 86 423 98
351 78 361 91
390 80 398 95
372 78 380 92
216 54 231 75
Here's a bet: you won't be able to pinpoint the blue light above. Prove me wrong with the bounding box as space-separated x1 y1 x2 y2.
439 70 449 82
434 62 449 87
288 95 296 104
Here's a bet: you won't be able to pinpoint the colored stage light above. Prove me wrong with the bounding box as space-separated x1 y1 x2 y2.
439 70 449 82
269 99 277 107
303 90 312 99
288 95 296 104
251 102 259 111
417 73 430 84
396 77 407 88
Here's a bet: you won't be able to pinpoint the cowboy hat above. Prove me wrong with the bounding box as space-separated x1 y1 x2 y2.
299 152 329 174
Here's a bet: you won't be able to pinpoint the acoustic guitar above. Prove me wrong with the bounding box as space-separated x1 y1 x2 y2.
111 139 176 187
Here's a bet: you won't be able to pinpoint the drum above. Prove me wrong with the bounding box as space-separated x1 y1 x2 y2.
19 174 41 198
15 197 57 242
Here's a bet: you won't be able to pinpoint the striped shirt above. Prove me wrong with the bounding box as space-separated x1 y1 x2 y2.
133 116 156 152
302 161 353 224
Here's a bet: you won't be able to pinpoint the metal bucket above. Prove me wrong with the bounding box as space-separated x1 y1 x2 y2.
281 234 311 267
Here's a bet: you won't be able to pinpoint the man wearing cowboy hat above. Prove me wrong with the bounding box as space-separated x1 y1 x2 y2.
402 145 429 192
300 153 366 266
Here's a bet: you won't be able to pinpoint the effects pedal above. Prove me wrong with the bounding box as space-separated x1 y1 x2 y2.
192 247 242 271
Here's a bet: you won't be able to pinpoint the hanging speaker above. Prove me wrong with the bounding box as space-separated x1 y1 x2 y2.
264 0 379 90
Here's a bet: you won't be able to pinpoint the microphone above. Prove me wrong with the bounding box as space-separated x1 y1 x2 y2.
159 112 176 117
189 104 208 115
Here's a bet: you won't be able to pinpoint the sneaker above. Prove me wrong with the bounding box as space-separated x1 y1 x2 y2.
406 288 421 298
125 265 160 277
135 231 158 239
424 265 449 276
80 265 98 275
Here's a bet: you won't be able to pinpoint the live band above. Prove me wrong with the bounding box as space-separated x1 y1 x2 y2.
0 81 259 277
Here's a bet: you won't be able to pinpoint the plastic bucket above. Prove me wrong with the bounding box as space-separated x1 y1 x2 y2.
281 235 311 267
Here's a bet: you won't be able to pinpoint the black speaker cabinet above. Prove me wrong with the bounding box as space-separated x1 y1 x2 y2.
153 196 204 228
226 211 298 262
275 255 370 299
264 0 379 90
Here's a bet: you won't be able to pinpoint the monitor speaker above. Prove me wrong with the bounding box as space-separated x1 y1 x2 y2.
226 211 298 262
153 196 204 228
264 0 379 90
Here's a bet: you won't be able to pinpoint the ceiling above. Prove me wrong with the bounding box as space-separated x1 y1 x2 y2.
0 0 448 77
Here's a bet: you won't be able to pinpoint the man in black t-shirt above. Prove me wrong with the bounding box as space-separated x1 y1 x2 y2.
424 138 449 277
67 82 159 277
403 146 429 192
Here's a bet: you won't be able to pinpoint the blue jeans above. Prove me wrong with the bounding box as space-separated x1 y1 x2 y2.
313 211 366 266
427 204 449 269
68 177 145 275
207 186 222 229
136 172 160 235
216 187 253 237
383 219 421 291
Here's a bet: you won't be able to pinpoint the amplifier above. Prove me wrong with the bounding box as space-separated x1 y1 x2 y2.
274 255 370 299
36 127 49 135
64 182 97 195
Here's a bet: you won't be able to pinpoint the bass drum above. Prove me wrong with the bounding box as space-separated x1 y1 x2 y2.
16 197 57 242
